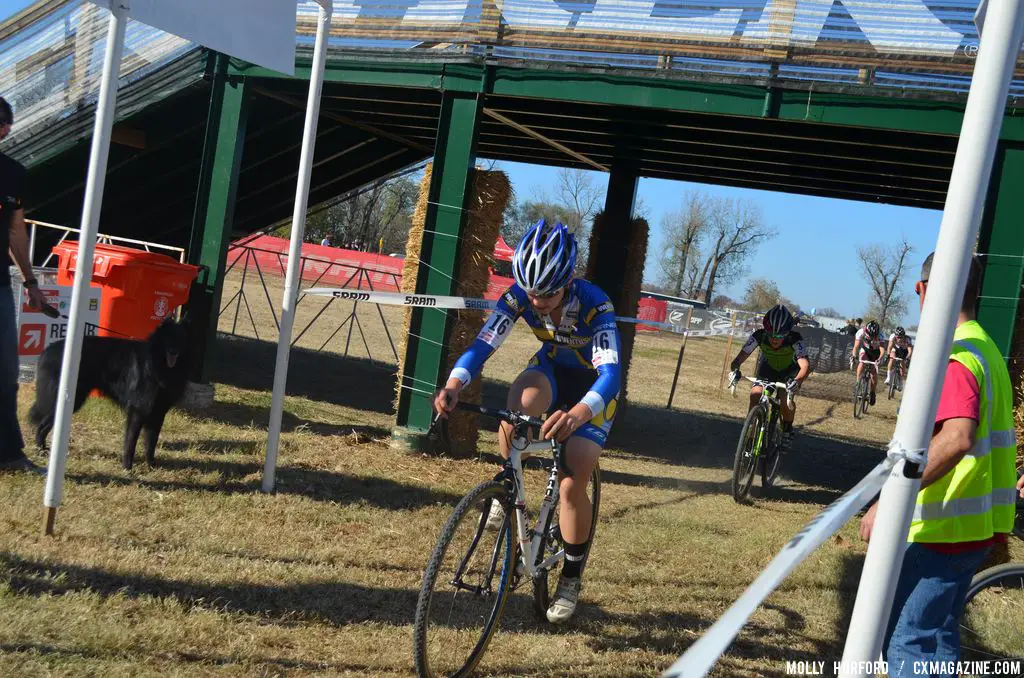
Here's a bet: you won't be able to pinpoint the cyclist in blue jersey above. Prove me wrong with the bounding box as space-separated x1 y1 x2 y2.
434 219 621 624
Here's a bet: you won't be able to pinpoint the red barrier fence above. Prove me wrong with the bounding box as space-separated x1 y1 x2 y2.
228 235 513 299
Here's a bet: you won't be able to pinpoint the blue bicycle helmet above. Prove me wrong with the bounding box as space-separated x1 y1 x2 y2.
512 219 577 295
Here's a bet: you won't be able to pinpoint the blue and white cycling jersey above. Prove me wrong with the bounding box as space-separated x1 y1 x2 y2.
449 279 622 420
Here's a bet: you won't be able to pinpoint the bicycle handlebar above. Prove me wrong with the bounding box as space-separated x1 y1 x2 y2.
429 401 573 476
450 401 545 429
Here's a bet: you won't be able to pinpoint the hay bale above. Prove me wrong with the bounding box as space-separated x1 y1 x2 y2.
1011 294 1024 469
445 170 512 455
395 164 513 457
585 211 649 411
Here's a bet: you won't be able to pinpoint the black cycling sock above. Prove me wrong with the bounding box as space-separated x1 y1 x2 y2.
562 540 589 579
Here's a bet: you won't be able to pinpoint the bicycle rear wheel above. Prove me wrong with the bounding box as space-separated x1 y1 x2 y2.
413 481 517 678
960 562 1024 663
532 463 601 620
732 406 764 502
761 410 784 490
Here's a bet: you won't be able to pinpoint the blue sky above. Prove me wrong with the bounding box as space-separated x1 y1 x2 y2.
497 161 940 326
0 0 942 325
0 0 29 17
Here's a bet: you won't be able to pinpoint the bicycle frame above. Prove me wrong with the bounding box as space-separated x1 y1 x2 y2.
731 376 792 454
504 436 564 580
858 357 882 382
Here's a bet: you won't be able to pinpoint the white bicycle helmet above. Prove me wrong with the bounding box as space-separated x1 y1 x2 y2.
512 219 577 295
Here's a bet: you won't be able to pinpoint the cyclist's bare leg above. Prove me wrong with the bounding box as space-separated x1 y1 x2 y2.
748 385 764 412
498 370 552 459
781 392 796 424
559 437 601 544
869 367 877 394
855 360 864 383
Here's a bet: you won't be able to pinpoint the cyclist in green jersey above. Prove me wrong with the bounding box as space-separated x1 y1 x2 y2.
728 305 811 444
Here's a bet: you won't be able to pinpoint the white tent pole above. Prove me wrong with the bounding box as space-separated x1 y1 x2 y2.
839 1 1024 672
262 0 333 493
43 1 129 535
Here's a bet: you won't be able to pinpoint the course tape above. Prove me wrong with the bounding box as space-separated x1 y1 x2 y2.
662 457 897 678
303 288 745 338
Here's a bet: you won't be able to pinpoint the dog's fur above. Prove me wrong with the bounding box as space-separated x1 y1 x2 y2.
29 317 191 470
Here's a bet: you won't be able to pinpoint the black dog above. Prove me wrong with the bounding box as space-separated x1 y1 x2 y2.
29 317 191 470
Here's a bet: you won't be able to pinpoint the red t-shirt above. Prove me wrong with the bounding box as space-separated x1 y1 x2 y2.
922 360 1006 553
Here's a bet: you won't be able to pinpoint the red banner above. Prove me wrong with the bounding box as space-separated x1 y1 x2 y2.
229 235 514 299
636 297 667 332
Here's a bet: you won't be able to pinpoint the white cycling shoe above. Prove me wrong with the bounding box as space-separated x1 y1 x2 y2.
484 500 505 531
546 575 582 624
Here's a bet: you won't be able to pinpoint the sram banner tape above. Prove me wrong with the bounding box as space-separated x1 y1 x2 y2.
303 288 743 338
662 458 896 678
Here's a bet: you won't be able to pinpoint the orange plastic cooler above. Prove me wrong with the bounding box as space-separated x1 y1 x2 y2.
52 241 200 339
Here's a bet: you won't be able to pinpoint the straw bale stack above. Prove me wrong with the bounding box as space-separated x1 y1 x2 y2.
395 164 512 456
585 212 649 410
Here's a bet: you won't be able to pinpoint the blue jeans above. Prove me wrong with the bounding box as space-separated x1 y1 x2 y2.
0 284 25 461
884 542 991 678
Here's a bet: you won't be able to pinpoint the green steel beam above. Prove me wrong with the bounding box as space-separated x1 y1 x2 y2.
187 55 251 383
236 55 1024 142
977 144 1024 358
394 91 482 442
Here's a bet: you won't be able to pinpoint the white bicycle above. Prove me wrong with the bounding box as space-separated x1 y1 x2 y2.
413 402 600 677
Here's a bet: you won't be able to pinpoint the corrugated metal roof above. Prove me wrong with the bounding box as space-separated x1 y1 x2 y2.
1 1 1018 155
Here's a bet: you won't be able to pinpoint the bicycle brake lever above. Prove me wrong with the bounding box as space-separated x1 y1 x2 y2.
428 411 443 434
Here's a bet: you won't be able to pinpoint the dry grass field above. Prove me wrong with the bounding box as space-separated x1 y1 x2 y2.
0 269 1018 677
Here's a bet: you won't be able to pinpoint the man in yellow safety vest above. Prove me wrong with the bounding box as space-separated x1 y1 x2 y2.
860 253 1022 675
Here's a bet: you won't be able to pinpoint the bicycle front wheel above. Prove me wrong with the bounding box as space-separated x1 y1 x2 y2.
888 375 897 400
413 481 517 678
761 410 784 490
960 562 1024 663
733 406 764 502
532 463 601 620
853 379 864 419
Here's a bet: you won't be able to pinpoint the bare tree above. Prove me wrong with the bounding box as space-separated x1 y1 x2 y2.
691 197 776 305
858 238 914 328
659 191 708 297
554 168 602 237
742 277 783 312
299 175 419 254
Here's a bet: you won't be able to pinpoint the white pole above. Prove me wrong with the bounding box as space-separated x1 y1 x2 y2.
42 1 128 532
840 1 1024 672
262 0 332 493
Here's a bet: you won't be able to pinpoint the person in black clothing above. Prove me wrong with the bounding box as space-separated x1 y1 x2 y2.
0 97 47 473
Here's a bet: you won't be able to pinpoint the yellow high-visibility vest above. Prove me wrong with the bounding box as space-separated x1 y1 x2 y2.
908 321 1017 543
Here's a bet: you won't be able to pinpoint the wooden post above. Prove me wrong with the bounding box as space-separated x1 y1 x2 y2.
718 312 740 393
43 506 56 536
665 306 693 409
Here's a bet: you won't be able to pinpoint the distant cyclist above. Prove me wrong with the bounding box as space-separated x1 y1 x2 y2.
434 219 620 624
884 326 913 390
728 304 810 445
852 320 884 405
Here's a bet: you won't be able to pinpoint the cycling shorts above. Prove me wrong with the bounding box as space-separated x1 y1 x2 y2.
525 350 615 447
755 360 799 384
892 347 909 360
